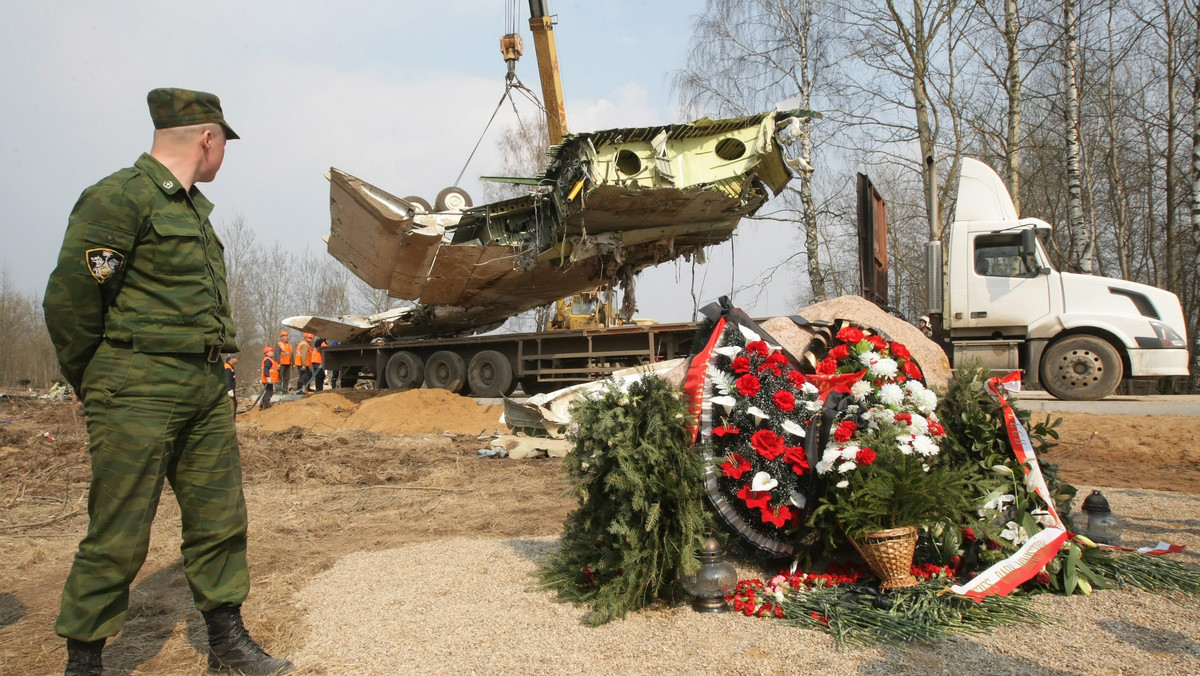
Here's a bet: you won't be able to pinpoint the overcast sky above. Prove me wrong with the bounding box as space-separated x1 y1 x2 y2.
2 0 804 324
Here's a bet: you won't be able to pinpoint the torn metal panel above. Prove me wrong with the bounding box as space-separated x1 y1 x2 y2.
325 109 816 339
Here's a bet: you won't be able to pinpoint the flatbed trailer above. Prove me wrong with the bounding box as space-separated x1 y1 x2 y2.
319 321 702 397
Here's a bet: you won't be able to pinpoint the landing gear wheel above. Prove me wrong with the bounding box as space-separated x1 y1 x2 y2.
1040 335 1122 401
384 352 425 390
435 186 473 212
404 196 432 215
425 350 467 393
467 350 515 397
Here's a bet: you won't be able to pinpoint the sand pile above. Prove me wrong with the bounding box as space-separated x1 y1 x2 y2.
240 389 504 436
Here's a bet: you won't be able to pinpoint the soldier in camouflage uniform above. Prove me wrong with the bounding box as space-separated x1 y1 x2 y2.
44 88 292 676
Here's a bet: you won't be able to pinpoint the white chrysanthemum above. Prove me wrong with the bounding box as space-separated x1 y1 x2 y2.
878 382 904 406
909 413 929 433
850 380 872 399
912 435 939 457
816 458 834 474
905 379 926 395
858 350 879 368
838 460 857 473
713 345 742 358
802 382 818 395
897 439 915 455
737 324 762 343
781 419 806 438
836 480 849 488
869 357 898 379
804 400 822 412
913 389 938 414
838 445 860 462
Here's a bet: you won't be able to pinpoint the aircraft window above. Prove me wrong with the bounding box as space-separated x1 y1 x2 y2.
974 234 1036 278
715 138 746 161
616 150 642 176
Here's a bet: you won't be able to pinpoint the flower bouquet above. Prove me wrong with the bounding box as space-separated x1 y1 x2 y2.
808 325 977 588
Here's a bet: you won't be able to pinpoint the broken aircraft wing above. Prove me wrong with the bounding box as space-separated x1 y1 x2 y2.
324 109 815 339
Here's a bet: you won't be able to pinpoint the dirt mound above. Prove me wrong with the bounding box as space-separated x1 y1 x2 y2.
239 389 504 436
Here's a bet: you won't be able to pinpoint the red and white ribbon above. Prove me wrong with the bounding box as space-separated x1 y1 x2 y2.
951 372 1070 600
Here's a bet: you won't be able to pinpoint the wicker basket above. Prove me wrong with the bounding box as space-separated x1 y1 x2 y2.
849 525 919 590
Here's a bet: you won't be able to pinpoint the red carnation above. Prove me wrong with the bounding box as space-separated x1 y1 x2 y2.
759 351 787 377
712 425 741 437
731 355 752 374
928 420 945 436
894 412 913 425
833 420 858 443
828 344 850 360
816 357 837 375
904 360 923 380
773 389 796 412
890 342 911 360
787 369 807 388
751 429 786 460
962 527 977 543
867 335 887 352
746 340 769 357
721 453 752 479
836 327 864 344
736 374 761 397
855 447 877 465
1035 571 1052 586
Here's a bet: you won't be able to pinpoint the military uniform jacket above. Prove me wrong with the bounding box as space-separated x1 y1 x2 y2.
44 153 239 392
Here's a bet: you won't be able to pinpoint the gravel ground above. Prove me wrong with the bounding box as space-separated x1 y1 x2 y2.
291 486 1200 676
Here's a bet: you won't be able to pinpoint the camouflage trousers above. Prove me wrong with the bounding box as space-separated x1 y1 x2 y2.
56 342 250 642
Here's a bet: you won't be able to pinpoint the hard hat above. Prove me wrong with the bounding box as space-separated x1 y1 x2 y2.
263 346 273 355
919 315 930 324
280 330 289 337
304 332 314 339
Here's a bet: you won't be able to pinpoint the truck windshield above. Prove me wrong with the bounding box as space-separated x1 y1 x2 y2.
974 233 1039 278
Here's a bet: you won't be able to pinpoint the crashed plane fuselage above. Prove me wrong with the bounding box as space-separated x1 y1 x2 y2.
323 109 814 339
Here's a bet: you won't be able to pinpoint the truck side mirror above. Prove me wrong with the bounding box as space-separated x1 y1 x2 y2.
1020 228 1049 275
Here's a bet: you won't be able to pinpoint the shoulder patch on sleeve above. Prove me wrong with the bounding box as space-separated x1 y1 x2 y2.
85 248 125 283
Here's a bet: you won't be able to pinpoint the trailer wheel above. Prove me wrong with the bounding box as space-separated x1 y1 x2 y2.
425 350 467 393
467 350 515 397
1040 335 1123 401
385 351 425 390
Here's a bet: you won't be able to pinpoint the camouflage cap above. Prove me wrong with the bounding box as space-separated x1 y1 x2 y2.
147 88 240 139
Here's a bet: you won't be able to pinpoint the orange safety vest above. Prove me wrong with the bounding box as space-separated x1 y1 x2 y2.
261 356 279 384
276 340 293 365
311 345 322 366
294 340 312 367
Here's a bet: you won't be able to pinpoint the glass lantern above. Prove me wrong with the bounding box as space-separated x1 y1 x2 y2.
1069 490 1122 544
681 532 739 612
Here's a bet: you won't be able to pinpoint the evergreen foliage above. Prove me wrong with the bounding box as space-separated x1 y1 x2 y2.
536 374 710 625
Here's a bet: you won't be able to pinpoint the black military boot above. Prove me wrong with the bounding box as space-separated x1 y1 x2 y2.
202 605 294 675
65 638 104 676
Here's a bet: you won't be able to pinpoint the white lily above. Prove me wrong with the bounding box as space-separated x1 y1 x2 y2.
751 471 778 492
713 345 743 357
746 406 770 425
711 395 736 414
737 324 762 343
781 419 806 438
789 491 806 508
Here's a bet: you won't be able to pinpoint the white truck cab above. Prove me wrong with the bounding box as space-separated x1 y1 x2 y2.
943 158 1189 399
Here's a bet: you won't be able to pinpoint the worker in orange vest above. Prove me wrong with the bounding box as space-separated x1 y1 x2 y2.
293 332 313 394
223 356 238 413
260 346 279 410
274 330 293 392
310 337 326 392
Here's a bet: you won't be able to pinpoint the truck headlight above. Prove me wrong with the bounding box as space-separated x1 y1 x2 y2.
1150 320 1187 348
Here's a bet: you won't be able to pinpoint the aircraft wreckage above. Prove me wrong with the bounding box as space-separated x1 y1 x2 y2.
299 108 815 342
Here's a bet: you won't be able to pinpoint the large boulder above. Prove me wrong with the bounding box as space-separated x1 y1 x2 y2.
758 295 952 392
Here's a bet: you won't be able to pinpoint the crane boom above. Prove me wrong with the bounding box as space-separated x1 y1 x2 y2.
527 0 568 145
